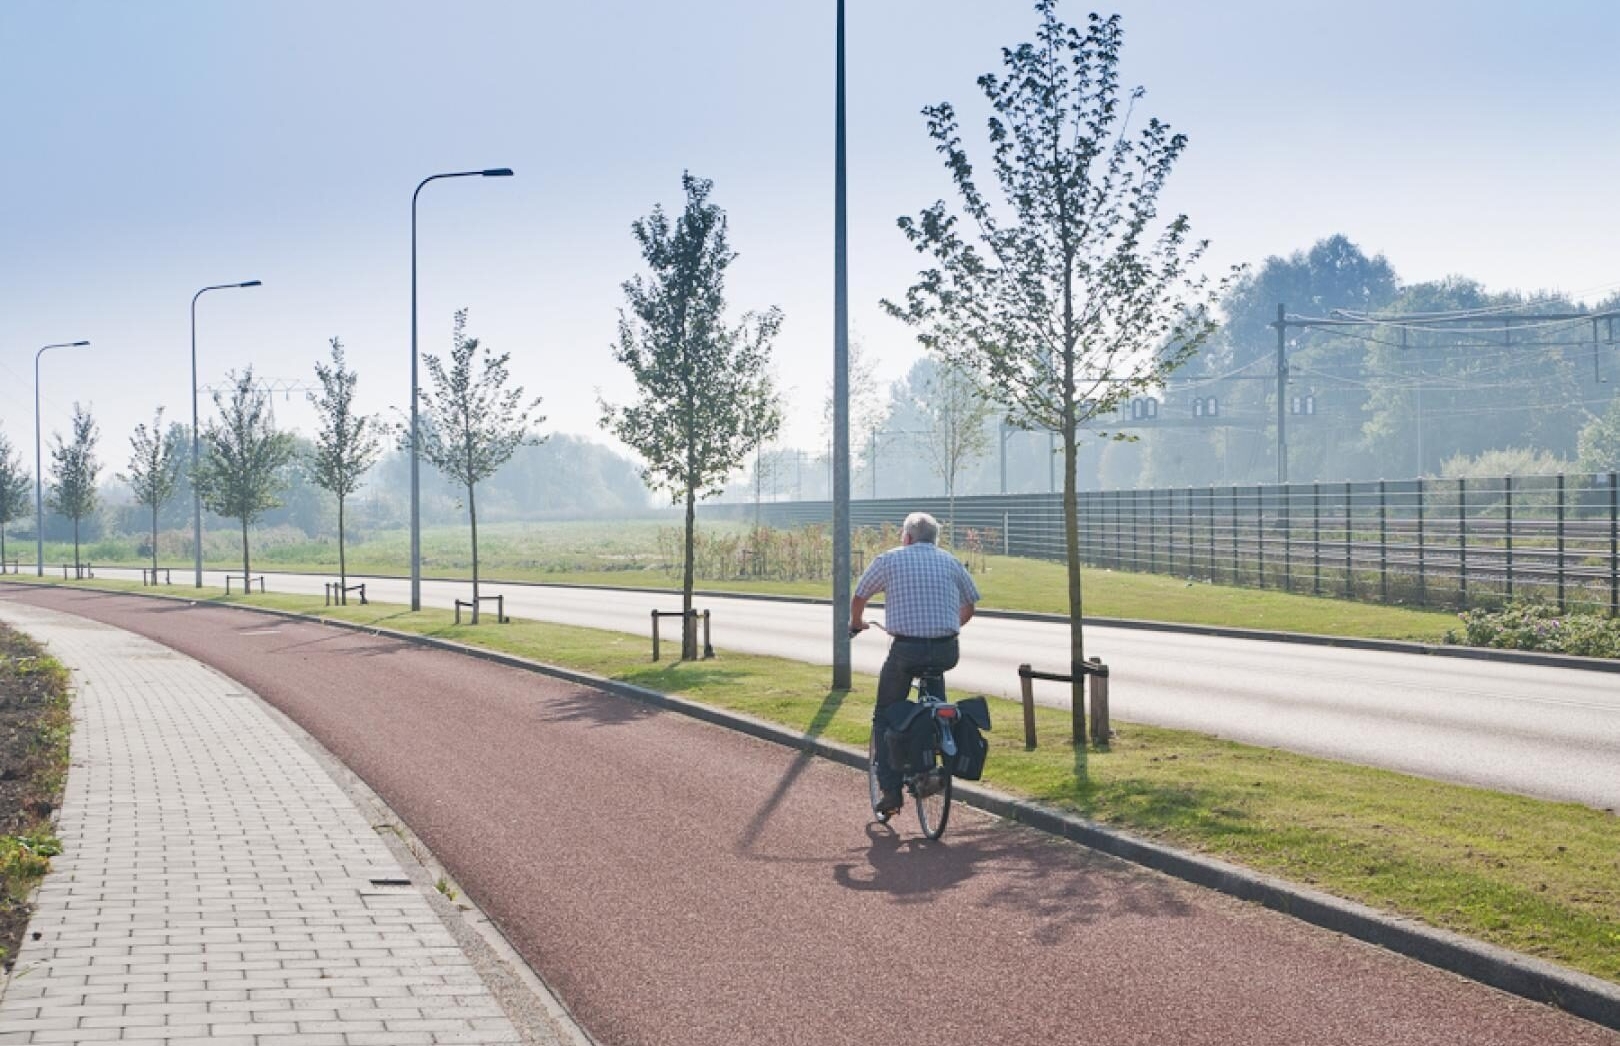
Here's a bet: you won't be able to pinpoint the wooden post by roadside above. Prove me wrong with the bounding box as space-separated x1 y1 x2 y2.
651 610 660 661
1088 657 1111 745
1018 664 1037 750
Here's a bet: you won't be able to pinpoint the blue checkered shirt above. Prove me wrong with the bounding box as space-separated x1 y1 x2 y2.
855 542 981 638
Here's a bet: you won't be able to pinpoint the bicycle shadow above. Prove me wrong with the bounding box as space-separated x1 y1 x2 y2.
830 820 978 898
832 819 1195 941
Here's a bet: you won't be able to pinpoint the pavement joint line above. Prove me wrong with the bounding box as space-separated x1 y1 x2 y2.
8 581 1620 1034
55 567 1620 675
0 596 586 1046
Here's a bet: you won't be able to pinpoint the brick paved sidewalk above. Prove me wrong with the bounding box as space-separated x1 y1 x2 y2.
0 601 524 1045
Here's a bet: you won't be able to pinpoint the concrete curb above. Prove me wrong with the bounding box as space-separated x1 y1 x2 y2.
7 581 1617 1033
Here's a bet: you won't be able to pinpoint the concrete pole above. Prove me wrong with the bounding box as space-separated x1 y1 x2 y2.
830 0 852 690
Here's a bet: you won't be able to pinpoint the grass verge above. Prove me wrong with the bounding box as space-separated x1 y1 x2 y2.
9 576 1618 983
0 623 72 969
60 549 1464 643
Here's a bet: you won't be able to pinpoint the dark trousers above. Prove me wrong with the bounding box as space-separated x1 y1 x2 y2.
872 635 959 793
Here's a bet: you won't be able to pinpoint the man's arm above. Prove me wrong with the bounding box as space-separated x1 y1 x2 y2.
956 561 981 628
851 593 870 632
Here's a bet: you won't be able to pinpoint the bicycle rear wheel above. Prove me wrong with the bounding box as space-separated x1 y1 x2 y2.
915 766 952 840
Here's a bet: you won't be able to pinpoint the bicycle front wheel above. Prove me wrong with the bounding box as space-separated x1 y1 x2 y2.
915 767 952 840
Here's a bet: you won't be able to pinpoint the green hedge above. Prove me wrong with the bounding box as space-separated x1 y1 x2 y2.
1444 601 1620 658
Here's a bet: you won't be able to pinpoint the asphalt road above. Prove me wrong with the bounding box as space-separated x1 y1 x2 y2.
91 566 1620 811
6 585 1613 1046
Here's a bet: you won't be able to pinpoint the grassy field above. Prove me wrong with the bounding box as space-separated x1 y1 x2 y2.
9 575 1618 983
43 519 1463 643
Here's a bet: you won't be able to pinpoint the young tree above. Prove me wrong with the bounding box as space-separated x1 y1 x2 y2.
417 309 544 622
118 408 183 581
892 358 995 527
0 430 31 571
194 370 297 588
47 404 100 576
601 172 783 659
309 337 381 595
822 338 886 489
885 3 1227 732
1577 395 1620 474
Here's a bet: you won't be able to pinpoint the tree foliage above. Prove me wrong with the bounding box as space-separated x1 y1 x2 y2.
47 404 99 570
195 370 297 582
309 337 381 587
418 311 544 494
1359 280 1594 478
417 309 544 620
888 357 994 515
118 408 183 576
0 428 31 566
604 173 782 504
1577 396 1620 474
602 172 782 656
1144 233 1398 486
885 2 1225 707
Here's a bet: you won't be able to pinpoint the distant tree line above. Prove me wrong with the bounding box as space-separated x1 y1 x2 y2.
729 233 1620 503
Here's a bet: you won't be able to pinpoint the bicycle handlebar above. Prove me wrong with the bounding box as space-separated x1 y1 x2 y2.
849 620 887 638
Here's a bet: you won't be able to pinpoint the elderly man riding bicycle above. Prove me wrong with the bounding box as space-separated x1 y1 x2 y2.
849 511 980 817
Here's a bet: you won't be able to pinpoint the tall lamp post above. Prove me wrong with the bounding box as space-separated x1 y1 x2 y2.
409 167 513 612
830 0 852 690
191 281 261 587
34 341 91 576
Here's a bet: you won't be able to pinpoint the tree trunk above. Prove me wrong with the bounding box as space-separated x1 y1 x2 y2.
682 482 697 660
241 518 251 594
1063 422 1085 746
337 496 347 594
73 517 81 576
468 482 480 624
151 504 159 582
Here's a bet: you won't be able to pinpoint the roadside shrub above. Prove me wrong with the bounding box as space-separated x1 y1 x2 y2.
1444 601 1620 658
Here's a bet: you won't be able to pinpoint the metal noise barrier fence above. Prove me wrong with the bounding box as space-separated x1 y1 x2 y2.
705 472 1620 617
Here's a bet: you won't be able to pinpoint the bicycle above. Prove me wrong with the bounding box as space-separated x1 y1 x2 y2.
851 621 960 841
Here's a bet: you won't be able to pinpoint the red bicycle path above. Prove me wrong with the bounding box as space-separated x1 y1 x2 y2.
10 586 1614 1046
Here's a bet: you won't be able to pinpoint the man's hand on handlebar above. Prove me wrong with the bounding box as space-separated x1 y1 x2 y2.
848 620 884 638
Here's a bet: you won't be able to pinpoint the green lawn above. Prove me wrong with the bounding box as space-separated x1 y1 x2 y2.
10 575 1617 983
50 517 1463 643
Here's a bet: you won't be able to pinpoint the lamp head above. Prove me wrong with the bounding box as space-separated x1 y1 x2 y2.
239 280 262 288
481 168 514 178
72 340 89 346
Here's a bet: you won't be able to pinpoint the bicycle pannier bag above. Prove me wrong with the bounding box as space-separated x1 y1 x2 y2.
949 697 991 780
881 702 936 775
956 696 992 732
949 716 989 780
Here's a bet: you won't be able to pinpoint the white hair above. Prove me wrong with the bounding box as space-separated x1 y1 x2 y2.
902 512 940 544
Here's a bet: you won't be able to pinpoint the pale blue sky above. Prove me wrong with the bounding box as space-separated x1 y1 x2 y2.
2 0 1617 467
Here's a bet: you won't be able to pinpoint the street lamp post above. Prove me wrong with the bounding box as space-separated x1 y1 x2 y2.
191 281 261 587
830 0 852 690
33 341 90 576
409 167 513 612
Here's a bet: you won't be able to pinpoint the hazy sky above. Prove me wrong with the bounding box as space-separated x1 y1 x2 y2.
3 0 1618 474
